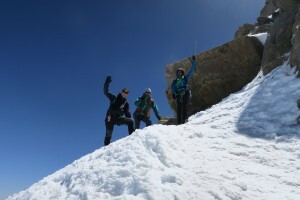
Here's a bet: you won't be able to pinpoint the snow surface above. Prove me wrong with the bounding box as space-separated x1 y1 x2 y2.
7 63 300 200
248 32 268 45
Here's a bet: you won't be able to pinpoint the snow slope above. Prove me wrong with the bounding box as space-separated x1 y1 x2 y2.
7 63 300 200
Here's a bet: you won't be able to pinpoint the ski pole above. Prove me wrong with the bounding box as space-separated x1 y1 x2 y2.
194 40 197 71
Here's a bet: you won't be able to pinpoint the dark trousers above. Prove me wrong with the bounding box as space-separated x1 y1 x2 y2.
104 115 134 146
134 114 152 129
176 91 190 125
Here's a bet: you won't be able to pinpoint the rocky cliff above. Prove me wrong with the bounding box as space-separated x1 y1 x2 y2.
165 37 263 116
258 0 300 74
164 0 300 122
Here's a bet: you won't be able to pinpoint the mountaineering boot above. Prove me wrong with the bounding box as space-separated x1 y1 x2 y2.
104 129 113 146
128 120 134 135
104 137 111 146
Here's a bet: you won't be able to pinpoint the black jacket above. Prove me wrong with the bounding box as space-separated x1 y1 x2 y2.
104 81 131 118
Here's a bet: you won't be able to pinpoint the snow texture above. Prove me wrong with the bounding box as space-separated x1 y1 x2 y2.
7 63 300 200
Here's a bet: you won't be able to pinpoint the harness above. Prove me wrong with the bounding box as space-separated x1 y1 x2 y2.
175 76 190 102
135 96 152 117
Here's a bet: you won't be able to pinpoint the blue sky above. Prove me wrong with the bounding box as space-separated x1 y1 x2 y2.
0 0 264 198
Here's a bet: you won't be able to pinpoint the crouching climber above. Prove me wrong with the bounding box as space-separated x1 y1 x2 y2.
133 88 161 129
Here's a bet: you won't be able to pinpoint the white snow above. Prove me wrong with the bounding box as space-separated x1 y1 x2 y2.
7 63 300 200
248 32 268 45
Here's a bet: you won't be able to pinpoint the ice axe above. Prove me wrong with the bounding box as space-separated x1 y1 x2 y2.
194 40 197 55
194 40 197 71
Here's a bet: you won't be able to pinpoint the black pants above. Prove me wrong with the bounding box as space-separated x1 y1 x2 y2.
104 115 134 146
176 91 190 125
134 114 152 129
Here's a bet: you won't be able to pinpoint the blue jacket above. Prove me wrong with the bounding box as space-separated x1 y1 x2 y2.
171 60 196 95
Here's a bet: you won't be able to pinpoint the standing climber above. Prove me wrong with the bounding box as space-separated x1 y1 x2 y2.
103 76 134 146
133 88 161 129
171 55 196 125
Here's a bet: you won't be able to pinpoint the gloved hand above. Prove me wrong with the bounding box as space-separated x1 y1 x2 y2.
156 115 161 120
172 94 176 99
192 55 196 60
105 76 112 83
140 96 145 101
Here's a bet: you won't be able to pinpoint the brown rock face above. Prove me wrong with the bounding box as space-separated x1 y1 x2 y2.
260 0 277 17
234 24 255 38
290 6 300 73
261 2 299 75
272 0 300 12
165 36 264 116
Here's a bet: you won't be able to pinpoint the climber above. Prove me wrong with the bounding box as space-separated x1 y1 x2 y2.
171 55 196 125
133 88 161 129
103 76 134 146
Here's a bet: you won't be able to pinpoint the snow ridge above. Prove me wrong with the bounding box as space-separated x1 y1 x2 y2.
7 65 300 200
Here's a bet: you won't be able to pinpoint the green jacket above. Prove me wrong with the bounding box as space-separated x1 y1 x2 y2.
134 93 160 118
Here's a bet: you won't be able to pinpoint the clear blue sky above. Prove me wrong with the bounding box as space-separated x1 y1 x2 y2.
0 0 264 198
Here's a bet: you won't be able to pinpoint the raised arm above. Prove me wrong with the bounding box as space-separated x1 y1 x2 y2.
185 56 196 81
103 76 115 102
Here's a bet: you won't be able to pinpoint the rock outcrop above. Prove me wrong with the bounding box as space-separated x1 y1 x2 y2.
234 0 300 74
272 0 300 12
234 24 255 38
260 0 277 17
290 7 300 73
165 36 263 116
261 4 297 74
164 0 300 123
